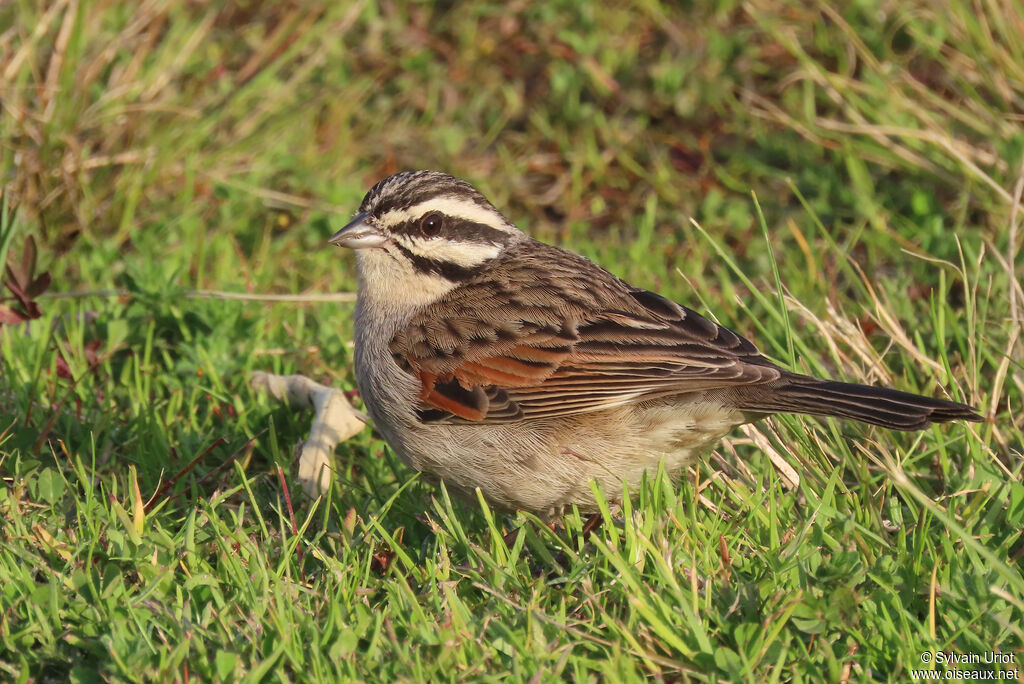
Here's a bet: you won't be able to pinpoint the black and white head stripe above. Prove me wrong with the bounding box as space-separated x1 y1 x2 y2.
360 171 517 236
357 171 523 281
361 170 492 216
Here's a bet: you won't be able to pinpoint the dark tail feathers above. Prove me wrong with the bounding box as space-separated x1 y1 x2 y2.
739 375 982 431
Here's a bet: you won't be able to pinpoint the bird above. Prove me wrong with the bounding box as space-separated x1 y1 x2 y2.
328 170 982 520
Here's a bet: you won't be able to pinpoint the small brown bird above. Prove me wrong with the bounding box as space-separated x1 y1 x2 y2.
330 170 981 519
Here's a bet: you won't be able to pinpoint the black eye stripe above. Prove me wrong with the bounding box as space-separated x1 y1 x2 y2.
397 212 445 240
446 219 511 244
392 216 511 244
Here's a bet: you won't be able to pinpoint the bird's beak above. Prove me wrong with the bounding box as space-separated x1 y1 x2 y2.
328 212 387 249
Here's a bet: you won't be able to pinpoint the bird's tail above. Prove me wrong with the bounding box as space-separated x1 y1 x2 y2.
737 374 982 431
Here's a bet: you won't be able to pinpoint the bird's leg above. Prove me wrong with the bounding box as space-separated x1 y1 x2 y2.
580 513 603 541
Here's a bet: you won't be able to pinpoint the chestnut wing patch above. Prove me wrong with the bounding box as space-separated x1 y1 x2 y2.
393 276 782 424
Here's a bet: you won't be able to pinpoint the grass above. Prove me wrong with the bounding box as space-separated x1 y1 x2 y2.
1 0 1022 681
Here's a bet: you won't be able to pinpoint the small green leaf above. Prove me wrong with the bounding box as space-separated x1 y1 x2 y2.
215 650 237 682
36 468 66 505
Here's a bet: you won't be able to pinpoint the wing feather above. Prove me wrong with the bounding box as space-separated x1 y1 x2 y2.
390 240 782 424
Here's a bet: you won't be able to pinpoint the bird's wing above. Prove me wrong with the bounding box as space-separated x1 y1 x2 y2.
390 246 783 424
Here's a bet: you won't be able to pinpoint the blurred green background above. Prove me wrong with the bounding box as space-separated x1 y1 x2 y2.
1 1 1022 681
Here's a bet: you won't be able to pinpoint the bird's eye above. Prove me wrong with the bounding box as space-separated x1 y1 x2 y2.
419 211 444 236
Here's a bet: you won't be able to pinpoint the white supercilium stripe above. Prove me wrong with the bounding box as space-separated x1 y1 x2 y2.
399 235 503 266
378 196 515 233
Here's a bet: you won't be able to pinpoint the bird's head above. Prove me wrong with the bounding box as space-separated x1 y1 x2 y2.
330 171 523 306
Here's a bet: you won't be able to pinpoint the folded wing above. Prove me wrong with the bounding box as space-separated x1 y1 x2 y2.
390 251 783 424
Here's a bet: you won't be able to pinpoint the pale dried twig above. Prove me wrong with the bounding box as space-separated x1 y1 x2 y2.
739 423 800 489
251 372 366 497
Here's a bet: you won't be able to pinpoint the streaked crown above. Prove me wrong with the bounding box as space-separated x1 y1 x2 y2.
352 170 522 281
